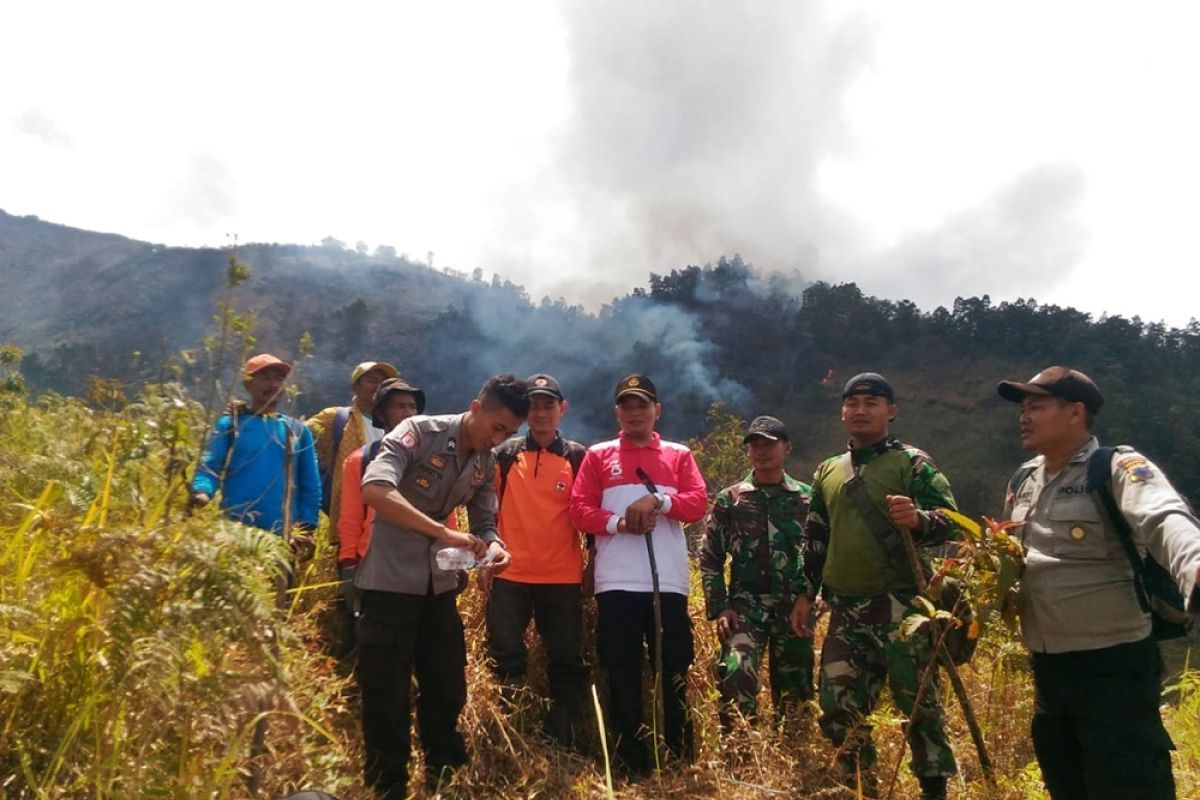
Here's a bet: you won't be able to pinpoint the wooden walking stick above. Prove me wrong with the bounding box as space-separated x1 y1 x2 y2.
883 524 995 800
635 468 667 770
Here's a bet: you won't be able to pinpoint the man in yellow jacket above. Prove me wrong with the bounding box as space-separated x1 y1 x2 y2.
306 361 400 541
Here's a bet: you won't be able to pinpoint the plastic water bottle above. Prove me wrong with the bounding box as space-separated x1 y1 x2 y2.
435 547 478 571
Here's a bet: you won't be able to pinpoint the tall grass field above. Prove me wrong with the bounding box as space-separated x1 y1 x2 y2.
2 385 1198 799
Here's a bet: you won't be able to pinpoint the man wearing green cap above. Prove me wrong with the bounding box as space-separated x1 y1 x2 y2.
790 372 959 799
700 415 814 729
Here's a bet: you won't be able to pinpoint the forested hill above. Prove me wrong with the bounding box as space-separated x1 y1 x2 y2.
4 208 1200 518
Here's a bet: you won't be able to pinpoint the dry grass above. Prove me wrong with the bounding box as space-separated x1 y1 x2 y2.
2 387 1198 799
264 554 1050 800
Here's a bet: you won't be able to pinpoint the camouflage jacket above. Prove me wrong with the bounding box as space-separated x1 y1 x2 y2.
700 471 812 620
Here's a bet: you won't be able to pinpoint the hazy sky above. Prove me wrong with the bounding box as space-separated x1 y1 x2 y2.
3 2 1197 324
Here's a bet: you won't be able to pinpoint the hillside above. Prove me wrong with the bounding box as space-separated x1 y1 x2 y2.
0 210 473 402
4 210 1200 518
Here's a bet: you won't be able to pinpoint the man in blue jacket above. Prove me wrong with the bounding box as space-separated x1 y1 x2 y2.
191 353 321 555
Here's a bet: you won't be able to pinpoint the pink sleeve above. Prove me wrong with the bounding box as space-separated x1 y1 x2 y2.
666 450 709 524
337 451 365 564
569 450 615 535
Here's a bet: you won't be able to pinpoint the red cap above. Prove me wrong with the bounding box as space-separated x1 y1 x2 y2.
243 353 292 378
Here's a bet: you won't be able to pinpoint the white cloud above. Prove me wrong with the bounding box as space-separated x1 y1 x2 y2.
1 1 1199 324
162 153 237 230
13 107 73 148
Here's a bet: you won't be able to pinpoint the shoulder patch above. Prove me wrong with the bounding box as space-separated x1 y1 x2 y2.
398 429 419 450
1117 454 1155 483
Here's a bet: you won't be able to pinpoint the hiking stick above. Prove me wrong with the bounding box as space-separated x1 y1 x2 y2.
896 525 995 788
635 467 666 769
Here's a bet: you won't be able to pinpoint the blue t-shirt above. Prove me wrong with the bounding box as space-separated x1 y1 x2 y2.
192 410 321 532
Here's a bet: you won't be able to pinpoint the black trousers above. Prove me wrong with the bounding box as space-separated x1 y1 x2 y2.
595 590 694 768
1030 637 1175 800
356 589 468 798
485 578 586 708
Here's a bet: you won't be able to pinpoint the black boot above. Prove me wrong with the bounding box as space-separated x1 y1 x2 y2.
835 752 879 795
918 775 948 799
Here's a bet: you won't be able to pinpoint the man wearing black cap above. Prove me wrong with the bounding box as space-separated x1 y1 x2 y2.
998 366 1200 800
483 373 589 746
700 416 814 729
570 374 709 774
789 372 959 799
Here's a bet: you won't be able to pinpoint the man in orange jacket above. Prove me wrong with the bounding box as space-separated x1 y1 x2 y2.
338 377 427 597
482 374 588 745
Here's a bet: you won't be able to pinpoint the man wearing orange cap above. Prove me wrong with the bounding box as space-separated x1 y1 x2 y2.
306 361 401 539
191 354 321 541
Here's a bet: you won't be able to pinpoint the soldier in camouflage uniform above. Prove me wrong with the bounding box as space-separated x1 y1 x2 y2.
790 373 958 800
701 416 814 729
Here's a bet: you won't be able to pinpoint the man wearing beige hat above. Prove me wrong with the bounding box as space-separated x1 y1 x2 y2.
306 361 401 539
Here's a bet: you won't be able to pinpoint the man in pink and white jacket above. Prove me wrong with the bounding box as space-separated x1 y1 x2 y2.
570 373 708 775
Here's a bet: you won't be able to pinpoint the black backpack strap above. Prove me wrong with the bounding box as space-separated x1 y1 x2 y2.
362 440 383 469
332 406 351 452
358 440 384 519
564 440 587 479
494 436 525 509
1087 446 1152 614
1007 465 1036 500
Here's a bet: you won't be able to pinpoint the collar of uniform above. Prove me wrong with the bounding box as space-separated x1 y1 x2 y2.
1068 435 1100 464
524 430 567 457
439 413 467 455
847 435 899 465
618 430 662 450
739 470 804 493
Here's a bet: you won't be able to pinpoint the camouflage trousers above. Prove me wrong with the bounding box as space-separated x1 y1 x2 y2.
716 599 814 725
817 590 957 779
